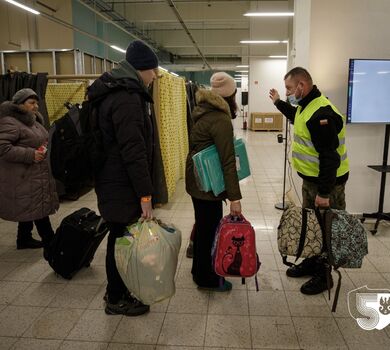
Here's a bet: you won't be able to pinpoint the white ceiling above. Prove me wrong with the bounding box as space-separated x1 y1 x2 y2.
93 0 293 71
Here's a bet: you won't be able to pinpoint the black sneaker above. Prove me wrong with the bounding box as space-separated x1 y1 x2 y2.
300 275 333 295
286 257 319 278
105 298 150 316
16 237 44 250
104 292 149 316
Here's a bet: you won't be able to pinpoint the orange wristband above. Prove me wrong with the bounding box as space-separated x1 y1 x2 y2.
141 196 152 202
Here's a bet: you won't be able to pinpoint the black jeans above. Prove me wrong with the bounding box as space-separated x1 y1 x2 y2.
17 216 54 245
191 197 223 287
105 222 128 304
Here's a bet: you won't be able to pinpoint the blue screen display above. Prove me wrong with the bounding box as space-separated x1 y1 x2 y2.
347 59 390 123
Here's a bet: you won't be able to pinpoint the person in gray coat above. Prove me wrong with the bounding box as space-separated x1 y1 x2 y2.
0 88 58 251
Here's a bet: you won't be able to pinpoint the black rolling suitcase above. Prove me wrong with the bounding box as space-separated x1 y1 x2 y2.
48 208 108 279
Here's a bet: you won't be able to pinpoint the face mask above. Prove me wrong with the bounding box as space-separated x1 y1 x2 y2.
287 84 303 105
287 95 301 105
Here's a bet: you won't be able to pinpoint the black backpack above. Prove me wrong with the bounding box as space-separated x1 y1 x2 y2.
49 96 108 191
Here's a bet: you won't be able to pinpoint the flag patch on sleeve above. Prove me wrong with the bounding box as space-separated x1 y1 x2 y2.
320 119 328 125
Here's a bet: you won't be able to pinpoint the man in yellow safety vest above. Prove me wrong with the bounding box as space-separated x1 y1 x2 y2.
269 67 349 295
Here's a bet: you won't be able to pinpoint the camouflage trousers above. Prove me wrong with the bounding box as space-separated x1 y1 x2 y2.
302 180 346 210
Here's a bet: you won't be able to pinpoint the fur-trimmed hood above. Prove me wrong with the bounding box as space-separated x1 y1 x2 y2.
193 89 231 121
0 101 43 126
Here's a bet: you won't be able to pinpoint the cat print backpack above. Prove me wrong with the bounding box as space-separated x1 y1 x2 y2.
212 215 261 290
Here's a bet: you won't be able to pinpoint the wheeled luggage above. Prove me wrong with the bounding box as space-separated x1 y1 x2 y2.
47 207 108 279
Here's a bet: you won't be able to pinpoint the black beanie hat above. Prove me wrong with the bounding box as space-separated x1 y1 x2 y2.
126 40 159 71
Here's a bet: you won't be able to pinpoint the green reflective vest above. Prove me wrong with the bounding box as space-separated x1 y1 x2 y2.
292 94 349 177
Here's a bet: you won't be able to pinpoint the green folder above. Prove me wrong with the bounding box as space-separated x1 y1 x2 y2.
192 138 250 196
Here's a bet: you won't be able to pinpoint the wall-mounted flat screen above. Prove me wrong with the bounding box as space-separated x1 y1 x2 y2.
347 59 390 123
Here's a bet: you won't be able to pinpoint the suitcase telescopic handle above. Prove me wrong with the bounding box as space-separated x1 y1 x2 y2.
81 210 96 220
95 218 107 234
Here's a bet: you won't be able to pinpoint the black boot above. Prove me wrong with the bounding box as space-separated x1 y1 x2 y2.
286 256 321 278
17 221 43 249
300 260 333 295
17 237 44 250
300 274 333 295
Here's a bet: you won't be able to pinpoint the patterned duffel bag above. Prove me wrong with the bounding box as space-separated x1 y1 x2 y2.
277 205 323 260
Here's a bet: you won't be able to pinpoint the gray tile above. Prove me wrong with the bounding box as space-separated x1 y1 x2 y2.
11 282 64 307
367 256 390 273
167 288 209 314
49 284 101 309
150 298 170 313
205 315 251 348
0 249 30 263
108 345 154 350
279 273 307 291
250 316 299 349
87 285 106 310
174 268 196 289
382 273 390 284
22 308 84 339
247 270 283 291
256 240 274 254
11 338 62 350
157 313 206 346
0 337 18 350
322 274 357 317
292 317 347 348
0 305 44 337
335 317 390 348
347 271 390 289
3 262 47 282
156 347 203 350
366 239 390 256
256 254 278 271
68 266 106 285
112 312 165 344
208 290 249 315
248 290 290 316
0 281 30 305
36 268 70 284
0 262 20 279
67 309 122 342
285 291 333 317
59 341 108 350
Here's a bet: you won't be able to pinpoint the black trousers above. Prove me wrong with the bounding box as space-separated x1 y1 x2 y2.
191 197 223 287
105 222 128 303
17 216 54 245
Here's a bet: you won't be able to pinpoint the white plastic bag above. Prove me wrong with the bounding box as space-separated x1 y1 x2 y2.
114 219 181 305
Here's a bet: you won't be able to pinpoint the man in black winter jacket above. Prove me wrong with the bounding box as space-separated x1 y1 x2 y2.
269 67 349 295
88 40 158 316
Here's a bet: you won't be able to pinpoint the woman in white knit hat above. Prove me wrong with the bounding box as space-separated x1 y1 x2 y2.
185 72 242 292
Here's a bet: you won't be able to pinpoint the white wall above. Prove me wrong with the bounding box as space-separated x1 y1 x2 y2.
292 0 390 213
248 59 287 114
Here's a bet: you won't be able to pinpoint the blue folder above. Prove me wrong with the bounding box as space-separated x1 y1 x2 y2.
192 138 251 196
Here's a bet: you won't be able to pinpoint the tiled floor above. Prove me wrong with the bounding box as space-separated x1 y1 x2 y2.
0 127 390 349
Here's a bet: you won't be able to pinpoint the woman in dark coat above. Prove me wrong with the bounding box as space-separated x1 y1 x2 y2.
0 88 58 251
186 72 242 291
